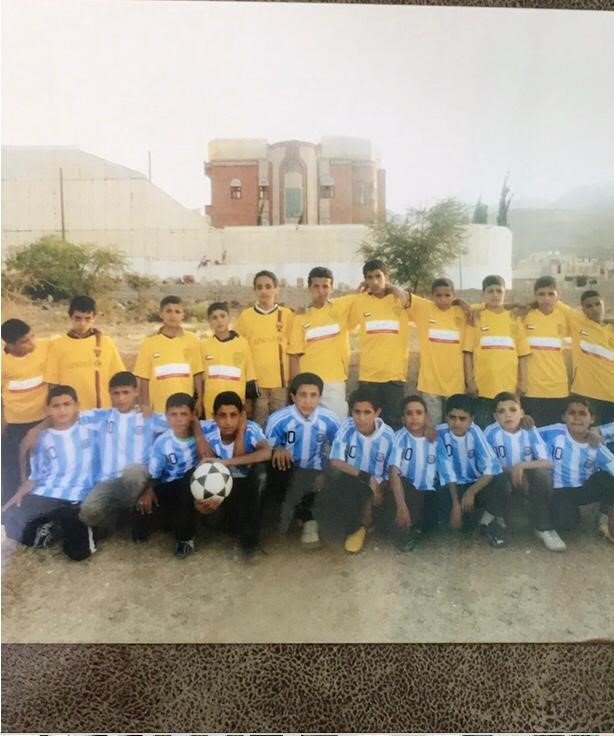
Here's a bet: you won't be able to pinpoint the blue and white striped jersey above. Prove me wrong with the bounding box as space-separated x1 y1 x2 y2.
538 423 614 489
149 422 207 483
81 409 167 482
599 421 614 443
330 417 395 483
202 419 268 478
265 404 340 470
389 428 437 491
437 423 502 486
29 422 99 503
484 423 549 469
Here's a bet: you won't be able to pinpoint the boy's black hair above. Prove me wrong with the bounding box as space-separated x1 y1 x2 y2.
165 392 195 412
362 259 388 277
481 274 505 291
308 266 334 286
431 277 455 291
47 384 78 404
253 270 278 288
69 295 96 315
493 391 520 407
580 289 601 303
109 371 138 390
402 394 427 412
564 394 594 415
445 393 475 416
213 391 244 414
348 386 381 412
160 295 182 309
534 275 558 292
207 301 229 318
289 372 323 396
1 318 30 343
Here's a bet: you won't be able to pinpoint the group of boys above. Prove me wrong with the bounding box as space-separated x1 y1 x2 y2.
2 260 613 560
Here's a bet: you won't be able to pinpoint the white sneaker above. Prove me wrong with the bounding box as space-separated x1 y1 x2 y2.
301 520 320 548
534 528 567 552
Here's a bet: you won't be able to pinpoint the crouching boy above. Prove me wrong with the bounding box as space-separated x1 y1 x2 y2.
437 394 507 547
265 372 340 548
2 385 98 561
198 391 271 557
327 387 395 553
484 392 565 551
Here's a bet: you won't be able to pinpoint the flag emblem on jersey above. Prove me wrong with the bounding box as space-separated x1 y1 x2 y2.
376 451 385 461
427 454 436 463
467 449 475 458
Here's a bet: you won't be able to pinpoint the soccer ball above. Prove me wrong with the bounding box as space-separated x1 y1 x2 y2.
190 461 233 501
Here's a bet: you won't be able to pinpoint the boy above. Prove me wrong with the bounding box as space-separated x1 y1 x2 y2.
406 277 469 424
539 396 614 543
133 393 205 558
45 295 125 410
200 302 257 419
2 385 98 561
198 391 271 556
328 387 395 553
463 275 531 428
134 295 204 415
386 395 439 551
288 267 350 420
235 271 294 426
484 392 565 551
436 393 507 547
265 372 339 548
2 319 51 505
558 291 614 424
521 276 570 427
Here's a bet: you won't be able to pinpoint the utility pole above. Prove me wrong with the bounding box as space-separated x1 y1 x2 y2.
148 151 152 182
59 168 66 240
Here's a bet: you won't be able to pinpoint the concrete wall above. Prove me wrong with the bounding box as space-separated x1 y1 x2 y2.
442 224 513 289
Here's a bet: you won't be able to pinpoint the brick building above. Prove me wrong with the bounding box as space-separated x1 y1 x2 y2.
205 136 385 228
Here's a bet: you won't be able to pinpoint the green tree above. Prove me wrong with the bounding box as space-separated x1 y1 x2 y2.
472 196 488 224
4 235 128 300
497 173 513 227
360 198 468 292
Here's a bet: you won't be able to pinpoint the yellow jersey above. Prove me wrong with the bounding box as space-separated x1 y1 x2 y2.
45 332 125 410
234 305 294 389
133 330 204 412
408 294 466 396
522 308 569 398
2 338 51 423
287 301 350 383
463 309 531 399
200 333 255 419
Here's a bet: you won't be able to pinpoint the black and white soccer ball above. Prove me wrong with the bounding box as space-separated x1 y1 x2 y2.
190 461 233 501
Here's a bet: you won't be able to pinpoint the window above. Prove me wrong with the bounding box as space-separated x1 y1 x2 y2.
259 179 269 200
230 178 242 199
320 174 335 199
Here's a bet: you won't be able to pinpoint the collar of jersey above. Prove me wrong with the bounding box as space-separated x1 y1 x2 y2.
254 304 278 315
213 330 239 343
67 328 101 339
290 404 319 422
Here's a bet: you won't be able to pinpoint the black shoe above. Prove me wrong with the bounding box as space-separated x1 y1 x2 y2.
481 519 507 548
174 539 194 558
131 523 150 543
32 522 61 549
396 527 422 553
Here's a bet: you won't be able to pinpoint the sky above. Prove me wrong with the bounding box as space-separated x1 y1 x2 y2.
2 0 614 214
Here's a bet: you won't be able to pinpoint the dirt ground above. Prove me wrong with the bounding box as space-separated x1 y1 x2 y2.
1 300 613 644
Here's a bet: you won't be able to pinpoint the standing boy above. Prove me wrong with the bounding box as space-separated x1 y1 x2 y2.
2 385 99 561
265 372 339 548
198 391 271 557
463 275 531 428
200 302 257 419
437 393 507 547
288 267 350 420
235 271 294 426
134 296 204 415
328 387 395 553
539 396 614 543
521 276 570 426
45 295 125 410
484 392 565 551
2 319 51 505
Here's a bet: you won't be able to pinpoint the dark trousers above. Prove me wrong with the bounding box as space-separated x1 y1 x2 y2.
381 479 439 543
473 397 495 430
268 465 322 532
521 397 569 428
497 468 554 530
318 469 373 536
1 421 40 507
3 494 93 561
550 471 614 531
132 471 196 542
357 381 405 430
204 470 263 551
442 474 508 520
577 397 614 426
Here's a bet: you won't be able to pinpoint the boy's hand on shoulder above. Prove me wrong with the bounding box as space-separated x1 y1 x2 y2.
272 447 293 471
519 414 535 430
196 435 215 460
238 409 248 434
140 404 153 418
136 487 157 514
587 428 602 449
452 298 474 325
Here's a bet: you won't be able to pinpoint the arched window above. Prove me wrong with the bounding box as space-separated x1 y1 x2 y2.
230 178 242 199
